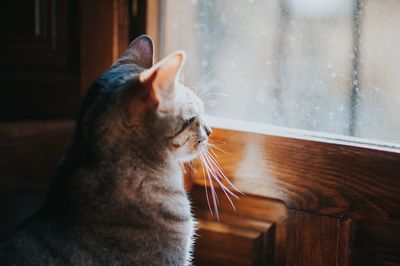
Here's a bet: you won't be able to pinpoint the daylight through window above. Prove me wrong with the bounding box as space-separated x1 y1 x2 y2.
158 0 400 144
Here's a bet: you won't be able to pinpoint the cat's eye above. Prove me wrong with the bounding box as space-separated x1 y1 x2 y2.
181 116 196 131
173 116 196 137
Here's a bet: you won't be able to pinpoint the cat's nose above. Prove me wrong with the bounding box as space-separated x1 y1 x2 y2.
204 125 212 136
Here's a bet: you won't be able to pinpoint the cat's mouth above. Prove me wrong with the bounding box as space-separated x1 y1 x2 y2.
173 135 208 162
193 139 209 156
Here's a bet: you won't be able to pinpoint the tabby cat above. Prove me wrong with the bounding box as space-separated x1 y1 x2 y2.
0 35 211 265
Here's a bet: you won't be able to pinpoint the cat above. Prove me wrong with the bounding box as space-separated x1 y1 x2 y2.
0 35 211 266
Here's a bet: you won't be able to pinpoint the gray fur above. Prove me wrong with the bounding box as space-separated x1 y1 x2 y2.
0 36 210 266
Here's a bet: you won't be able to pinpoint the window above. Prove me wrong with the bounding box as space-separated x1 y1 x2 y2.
154 0 400 145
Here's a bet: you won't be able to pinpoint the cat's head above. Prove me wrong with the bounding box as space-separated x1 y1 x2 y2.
77 36 211 164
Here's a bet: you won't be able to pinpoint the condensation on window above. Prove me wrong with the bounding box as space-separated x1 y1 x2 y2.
159 0 400 143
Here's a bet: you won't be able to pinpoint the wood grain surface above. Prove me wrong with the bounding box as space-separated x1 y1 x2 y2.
191 186 279 266
192 128 400 221
190 127 400 265
0 120 74 193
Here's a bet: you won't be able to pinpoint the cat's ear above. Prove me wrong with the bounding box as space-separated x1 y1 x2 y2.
139 50 185 107
113 35 154 68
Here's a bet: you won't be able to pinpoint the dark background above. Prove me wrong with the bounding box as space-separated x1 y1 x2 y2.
0 0 146 237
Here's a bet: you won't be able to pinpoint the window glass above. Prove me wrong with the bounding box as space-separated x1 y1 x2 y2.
158 0 400 143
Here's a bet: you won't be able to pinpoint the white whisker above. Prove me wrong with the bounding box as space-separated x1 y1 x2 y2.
193 69 216 95
199 149 220 219
209 139 226 145
203 152 237 210
207 146 220 159
204 100 221 107
203 150 239 199
197 136 243 218
208 144 230 155
205 147 244 196
202 154 220 220
200 156 213 218
199 92 227 99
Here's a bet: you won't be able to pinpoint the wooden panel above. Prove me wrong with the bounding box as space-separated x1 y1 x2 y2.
192 128 400 221
0 120 74 193
284 210 340 266
352 218 400 266
80 0 130 92
192 185 283 265
0 76 80 120
79 0 116 92
0 0 131 119
0 0 74 68
0 0 80 119
191 185 350 265
189 127 400 264
338 217 352 266
0 1 36 36
195 219 264 265
375 254 400 266
196 210 276 265
128 0 147 47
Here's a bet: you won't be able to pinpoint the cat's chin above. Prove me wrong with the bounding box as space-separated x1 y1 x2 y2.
177 153 199 163
175 149 201 163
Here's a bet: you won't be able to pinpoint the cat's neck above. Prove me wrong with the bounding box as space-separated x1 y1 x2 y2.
61 146 187 221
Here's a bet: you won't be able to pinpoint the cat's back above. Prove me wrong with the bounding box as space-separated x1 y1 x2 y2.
0 209 92 266
0 209 65 265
